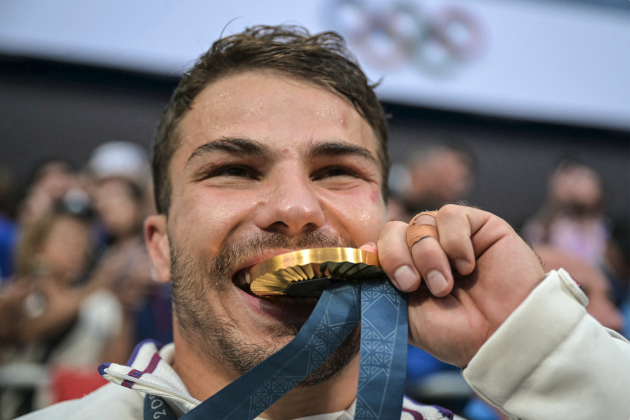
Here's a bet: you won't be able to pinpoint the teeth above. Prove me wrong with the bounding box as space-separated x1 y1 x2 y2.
233 271 251 288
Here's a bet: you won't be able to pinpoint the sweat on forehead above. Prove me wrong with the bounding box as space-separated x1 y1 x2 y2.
180 71 366 143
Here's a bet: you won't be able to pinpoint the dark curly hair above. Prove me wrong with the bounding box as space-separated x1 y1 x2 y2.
153 25 389 214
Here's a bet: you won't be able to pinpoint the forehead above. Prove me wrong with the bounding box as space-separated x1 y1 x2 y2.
175 70 378 159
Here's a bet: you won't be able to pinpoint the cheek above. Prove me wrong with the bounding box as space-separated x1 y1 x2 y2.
172 189 260 255
326 187 387 244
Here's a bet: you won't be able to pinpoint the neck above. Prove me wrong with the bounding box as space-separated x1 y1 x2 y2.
172 323 359 420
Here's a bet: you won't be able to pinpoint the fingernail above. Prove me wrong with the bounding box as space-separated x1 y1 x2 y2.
426 270 448 295
394 265 419 291
455 259 470 274
415 214 436 225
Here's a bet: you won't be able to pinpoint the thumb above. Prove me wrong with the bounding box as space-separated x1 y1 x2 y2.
359 241 378 254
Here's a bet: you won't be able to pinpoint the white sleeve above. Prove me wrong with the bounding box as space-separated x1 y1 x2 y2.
462 269 630 420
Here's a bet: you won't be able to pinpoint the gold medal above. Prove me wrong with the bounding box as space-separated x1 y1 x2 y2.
250 247 385 297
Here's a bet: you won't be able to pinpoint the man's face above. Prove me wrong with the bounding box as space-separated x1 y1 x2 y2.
149 70 388 377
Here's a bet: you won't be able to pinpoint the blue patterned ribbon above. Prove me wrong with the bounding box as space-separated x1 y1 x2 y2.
144 393 177 420
356 281 408 420
145 280 407 420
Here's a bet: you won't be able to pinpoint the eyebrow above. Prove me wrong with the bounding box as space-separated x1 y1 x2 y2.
186 137 272 166
306 141 378 165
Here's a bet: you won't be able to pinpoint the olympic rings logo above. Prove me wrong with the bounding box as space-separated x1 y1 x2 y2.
323 0 487 77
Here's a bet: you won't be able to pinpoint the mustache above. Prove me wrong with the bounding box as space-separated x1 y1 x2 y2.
210 230 356 285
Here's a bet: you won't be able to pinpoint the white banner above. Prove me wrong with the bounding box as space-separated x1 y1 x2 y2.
0 0 628 129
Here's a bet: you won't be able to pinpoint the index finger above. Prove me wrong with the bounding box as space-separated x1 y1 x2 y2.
377 221 422 292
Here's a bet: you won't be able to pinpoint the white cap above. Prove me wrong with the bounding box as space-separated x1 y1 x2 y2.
88 141 150 185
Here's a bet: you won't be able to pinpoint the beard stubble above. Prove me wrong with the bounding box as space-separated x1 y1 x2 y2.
170 230 361 387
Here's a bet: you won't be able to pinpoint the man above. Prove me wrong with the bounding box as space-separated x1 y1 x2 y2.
393 142 475 222
21 25 630 420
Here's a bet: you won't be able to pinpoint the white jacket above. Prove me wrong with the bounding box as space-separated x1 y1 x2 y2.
18 270 630 420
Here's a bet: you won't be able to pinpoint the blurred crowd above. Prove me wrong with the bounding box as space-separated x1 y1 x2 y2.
387 141 629 419
0 142 172 419
0 139 628 419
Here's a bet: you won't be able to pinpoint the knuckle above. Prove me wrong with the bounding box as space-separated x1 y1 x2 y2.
487 214 514 234
379 242 405 264
440 241 469 259
496 222 516 238
412 238 444 265
437 231 464 253
377 226 412 271
438 204 460 219
378 221 407 240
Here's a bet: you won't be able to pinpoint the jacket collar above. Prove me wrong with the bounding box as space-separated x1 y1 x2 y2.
98 340 453 420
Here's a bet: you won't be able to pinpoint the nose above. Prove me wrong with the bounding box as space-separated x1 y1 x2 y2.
254 169 326 236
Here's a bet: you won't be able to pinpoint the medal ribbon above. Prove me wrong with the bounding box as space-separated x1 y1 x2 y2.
145 280 407 420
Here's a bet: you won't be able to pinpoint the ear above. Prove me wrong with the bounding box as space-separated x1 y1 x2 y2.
144 214 171 283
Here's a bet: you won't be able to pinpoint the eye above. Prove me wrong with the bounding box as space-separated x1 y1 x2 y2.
197 164 260 182
192 163 262 187
222 166 249 177
205 164 261 180
313 166 358 180
325 168 350 177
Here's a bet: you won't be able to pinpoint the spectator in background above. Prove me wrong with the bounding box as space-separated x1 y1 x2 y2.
4 159 92 283
86 141 150 191
1 209 125 361
0 141 167 417
0 209 125 418
89 177 160 349
18 160 77 228
523 159 608 267
522 159 630 310
92 177 145 247
389 141 475 222
87 141 172 346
